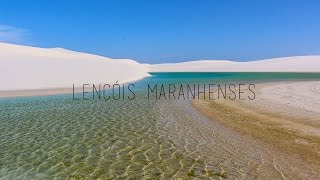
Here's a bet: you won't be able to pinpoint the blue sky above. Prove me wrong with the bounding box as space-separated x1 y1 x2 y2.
0 0 320 63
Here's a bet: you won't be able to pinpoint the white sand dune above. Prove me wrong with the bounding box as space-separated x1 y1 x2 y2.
0 43 150 91
1 42 320 91
148 56 320 72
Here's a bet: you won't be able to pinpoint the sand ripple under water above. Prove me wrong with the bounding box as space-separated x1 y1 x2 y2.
0 92 318 179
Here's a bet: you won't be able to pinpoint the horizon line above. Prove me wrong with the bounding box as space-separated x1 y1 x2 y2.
1 41 320 64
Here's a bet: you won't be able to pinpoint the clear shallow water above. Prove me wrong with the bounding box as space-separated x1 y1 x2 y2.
1 73 320 179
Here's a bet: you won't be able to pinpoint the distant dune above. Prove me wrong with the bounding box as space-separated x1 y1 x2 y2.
1 42 320 91
148 56 320 72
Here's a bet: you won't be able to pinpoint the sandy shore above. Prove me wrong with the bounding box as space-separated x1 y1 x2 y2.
241 81 320 136
0 87 84 98
193 80 320 176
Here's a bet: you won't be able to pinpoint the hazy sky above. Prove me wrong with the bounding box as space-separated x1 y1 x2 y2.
1 0 320 63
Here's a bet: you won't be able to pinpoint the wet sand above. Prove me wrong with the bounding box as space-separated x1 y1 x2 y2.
193 80 320 179
0 88 78 98
0 86 100 98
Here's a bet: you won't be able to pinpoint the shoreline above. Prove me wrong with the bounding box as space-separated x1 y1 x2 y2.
192 80 320 174
0 77 149 99
0 87 82 98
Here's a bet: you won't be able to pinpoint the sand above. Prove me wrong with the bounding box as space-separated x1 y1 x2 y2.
0 43 150 91
1 42 320 92
193 80 320 176
242 81 320 136
0 87 83 98
149 56 320 72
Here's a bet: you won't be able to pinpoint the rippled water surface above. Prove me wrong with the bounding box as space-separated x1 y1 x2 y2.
1 73 320 179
